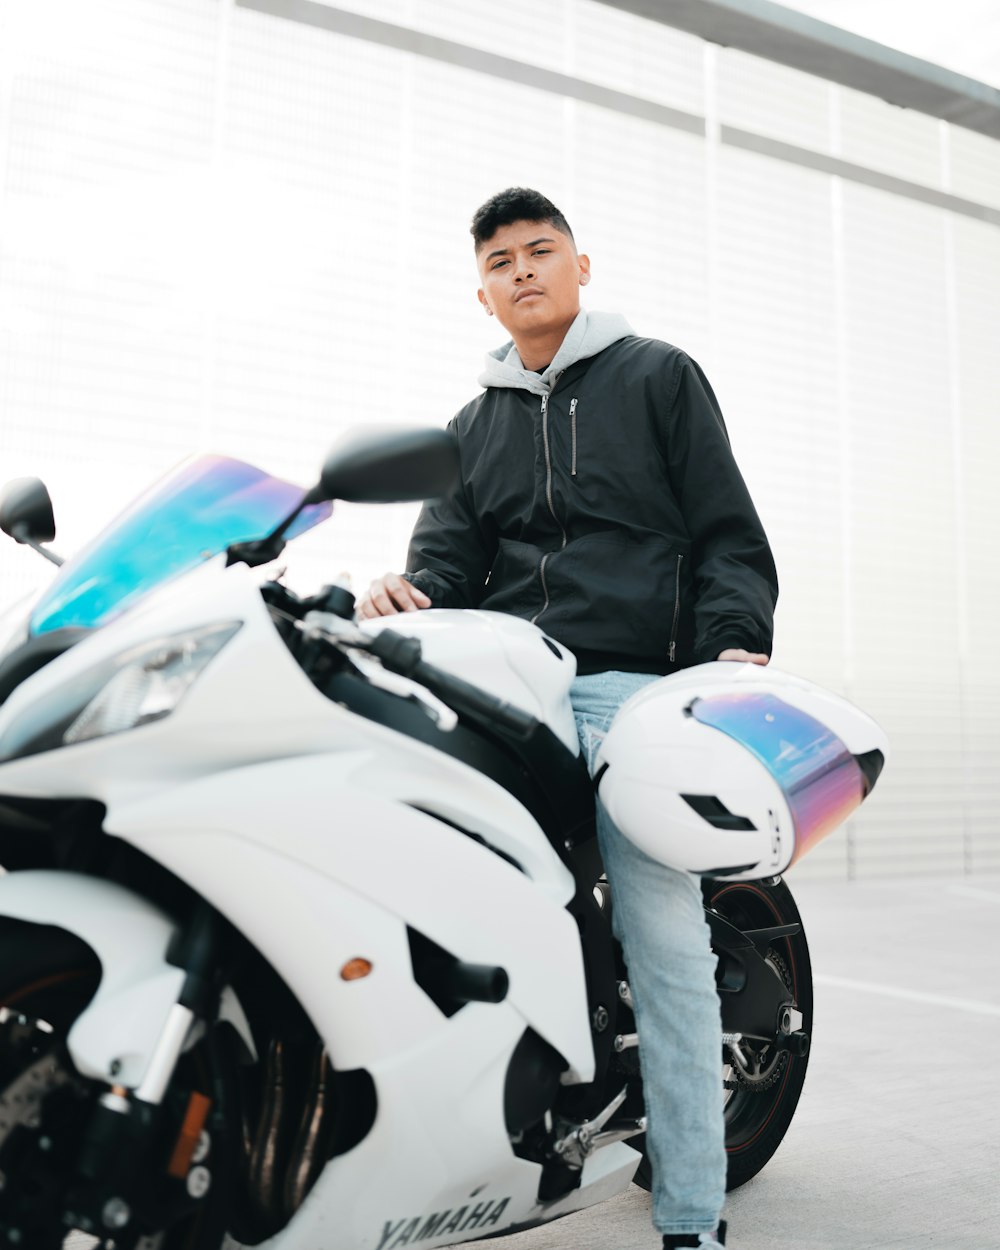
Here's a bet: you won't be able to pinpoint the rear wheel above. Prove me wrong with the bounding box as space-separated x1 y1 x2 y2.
631 876 812 1193
0 922 227 1250
708 876 812 1190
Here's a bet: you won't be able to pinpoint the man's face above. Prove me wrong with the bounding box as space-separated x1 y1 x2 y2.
476 220 590 338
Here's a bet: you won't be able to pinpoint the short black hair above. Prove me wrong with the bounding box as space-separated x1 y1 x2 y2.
471 187 574 251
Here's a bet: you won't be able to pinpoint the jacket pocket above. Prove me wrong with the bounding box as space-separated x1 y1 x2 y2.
542 532 691 663
480 537 546 616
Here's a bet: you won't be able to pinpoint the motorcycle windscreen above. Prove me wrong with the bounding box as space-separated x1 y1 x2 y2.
689 691 864 866
30 456 331 635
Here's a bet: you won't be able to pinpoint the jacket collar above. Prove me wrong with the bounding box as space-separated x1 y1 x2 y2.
478 309 634 396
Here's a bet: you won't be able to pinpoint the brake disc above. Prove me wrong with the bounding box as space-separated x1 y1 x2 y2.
0 1009 99 1249
0 1010 73 1154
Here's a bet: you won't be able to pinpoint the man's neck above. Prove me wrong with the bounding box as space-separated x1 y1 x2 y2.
511 314 578 372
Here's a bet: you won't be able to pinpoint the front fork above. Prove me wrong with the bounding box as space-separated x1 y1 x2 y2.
69 904 229 1245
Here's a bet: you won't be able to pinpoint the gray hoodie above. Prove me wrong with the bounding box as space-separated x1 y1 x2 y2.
477 308 634 396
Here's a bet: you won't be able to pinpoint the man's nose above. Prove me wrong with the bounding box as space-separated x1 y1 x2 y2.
513 259 536 282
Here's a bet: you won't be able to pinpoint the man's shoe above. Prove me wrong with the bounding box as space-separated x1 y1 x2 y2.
662 1222 727 1248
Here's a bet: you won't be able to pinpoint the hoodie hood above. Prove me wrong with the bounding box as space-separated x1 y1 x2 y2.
478 308 634 396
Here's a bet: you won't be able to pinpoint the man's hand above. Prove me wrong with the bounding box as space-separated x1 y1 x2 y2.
717 648 769 665
356 573 432 619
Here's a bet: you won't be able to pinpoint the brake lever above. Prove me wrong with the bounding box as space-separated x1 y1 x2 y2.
299 612 458 732
300 610 369 646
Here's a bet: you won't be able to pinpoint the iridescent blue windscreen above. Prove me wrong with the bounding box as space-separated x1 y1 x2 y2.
691 690 864 866
30 456 332 635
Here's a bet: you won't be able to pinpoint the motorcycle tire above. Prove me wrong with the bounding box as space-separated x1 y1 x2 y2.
632 876 813 1194
0 920 227 1250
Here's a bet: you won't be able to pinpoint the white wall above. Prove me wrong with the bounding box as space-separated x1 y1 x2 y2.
1 0 998 878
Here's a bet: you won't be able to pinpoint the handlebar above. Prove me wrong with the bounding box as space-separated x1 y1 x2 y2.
263 581 538 740
364 629 536 740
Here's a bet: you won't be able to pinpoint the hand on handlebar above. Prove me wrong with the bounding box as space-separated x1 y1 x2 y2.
717 648 769 665
357 573 432 619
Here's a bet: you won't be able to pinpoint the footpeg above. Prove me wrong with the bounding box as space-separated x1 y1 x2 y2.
585 1116 647 1153
552 1088 645 1167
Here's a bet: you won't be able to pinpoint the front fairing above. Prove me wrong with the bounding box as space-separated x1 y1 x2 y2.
0 557 332 798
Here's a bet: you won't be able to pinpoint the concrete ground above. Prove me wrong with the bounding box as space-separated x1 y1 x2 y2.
471 875 1000 1250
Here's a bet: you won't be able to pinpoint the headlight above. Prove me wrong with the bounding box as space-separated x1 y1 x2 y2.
63 623 241 745
0 622 241 762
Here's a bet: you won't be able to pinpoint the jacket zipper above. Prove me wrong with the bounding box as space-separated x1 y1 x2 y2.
570 397 578 477
540 394 567 547
668 553 683 663
532 552 552 625
531 393 567 624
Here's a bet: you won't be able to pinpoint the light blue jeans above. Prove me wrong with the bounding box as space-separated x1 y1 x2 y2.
571 670 726 1237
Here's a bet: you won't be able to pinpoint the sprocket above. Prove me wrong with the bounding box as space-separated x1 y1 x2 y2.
729 1040 788 1093
727 947 795 1094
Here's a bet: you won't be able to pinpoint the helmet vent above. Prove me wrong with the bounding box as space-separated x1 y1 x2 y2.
681 793 757 832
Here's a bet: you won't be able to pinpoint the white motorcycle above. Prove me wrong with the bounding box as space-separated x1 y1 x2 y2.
0 428 886 1250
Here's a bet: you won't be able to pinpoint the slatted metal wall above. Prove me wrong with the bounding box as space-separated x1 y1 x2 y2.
0 0 998 879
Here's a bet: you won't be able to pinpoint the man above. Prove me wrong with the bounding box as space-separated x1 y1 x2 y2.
358 187 777 1249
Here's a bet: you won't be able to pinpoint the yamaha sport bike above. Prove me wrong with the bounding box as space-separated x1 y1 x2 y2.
0 427 886 1249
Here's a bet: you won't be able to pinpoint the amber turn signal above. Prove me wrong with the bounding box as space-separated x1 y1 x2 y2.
340 957 373 981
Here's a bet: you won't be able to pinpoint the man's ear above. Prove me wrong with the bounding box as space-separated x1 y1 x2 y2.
578 253 591 286
477 288 493 316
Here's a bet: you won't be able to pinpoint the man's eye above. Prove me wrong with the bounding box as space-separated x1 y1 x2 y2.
491 260 509 270
533 249 550 255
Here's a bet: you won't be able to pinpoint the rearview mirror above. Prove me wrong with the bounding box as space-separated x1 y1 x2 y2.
0 477 63 566
228 426 461 569
0 477 57 545
317 426 459 504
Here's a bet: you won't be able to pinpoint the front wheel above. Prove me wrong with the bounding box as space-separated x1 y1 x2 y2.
0 921 228 1250
632 876 813 1194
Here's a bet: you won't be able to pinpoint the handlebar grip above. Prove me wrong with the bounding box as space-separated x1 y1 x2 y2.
416 662 537 738
366 628 423 676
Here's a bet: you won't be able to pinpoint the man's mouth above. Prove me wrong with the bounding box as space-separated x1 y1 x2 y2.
514 288 544 303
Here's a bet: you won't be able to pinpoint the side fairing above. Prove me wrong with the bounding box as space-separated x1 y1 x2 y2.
0 557 591 1073
106 754 593 1083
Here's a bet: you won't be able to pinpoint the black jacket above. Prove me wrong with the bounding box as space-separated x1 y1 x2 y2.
406 336 778 676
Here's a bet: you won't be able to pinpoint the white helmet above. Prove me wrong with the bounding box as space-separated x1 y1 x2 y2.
594 662 887 881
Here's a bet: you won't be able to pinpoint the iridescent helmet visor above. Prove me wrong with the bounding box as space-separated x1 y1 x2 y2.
690 690 865 866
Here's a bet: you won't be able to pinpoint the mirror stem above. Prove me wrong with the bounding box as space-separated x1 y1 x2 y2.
11 524 64 567
226 492 325 569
